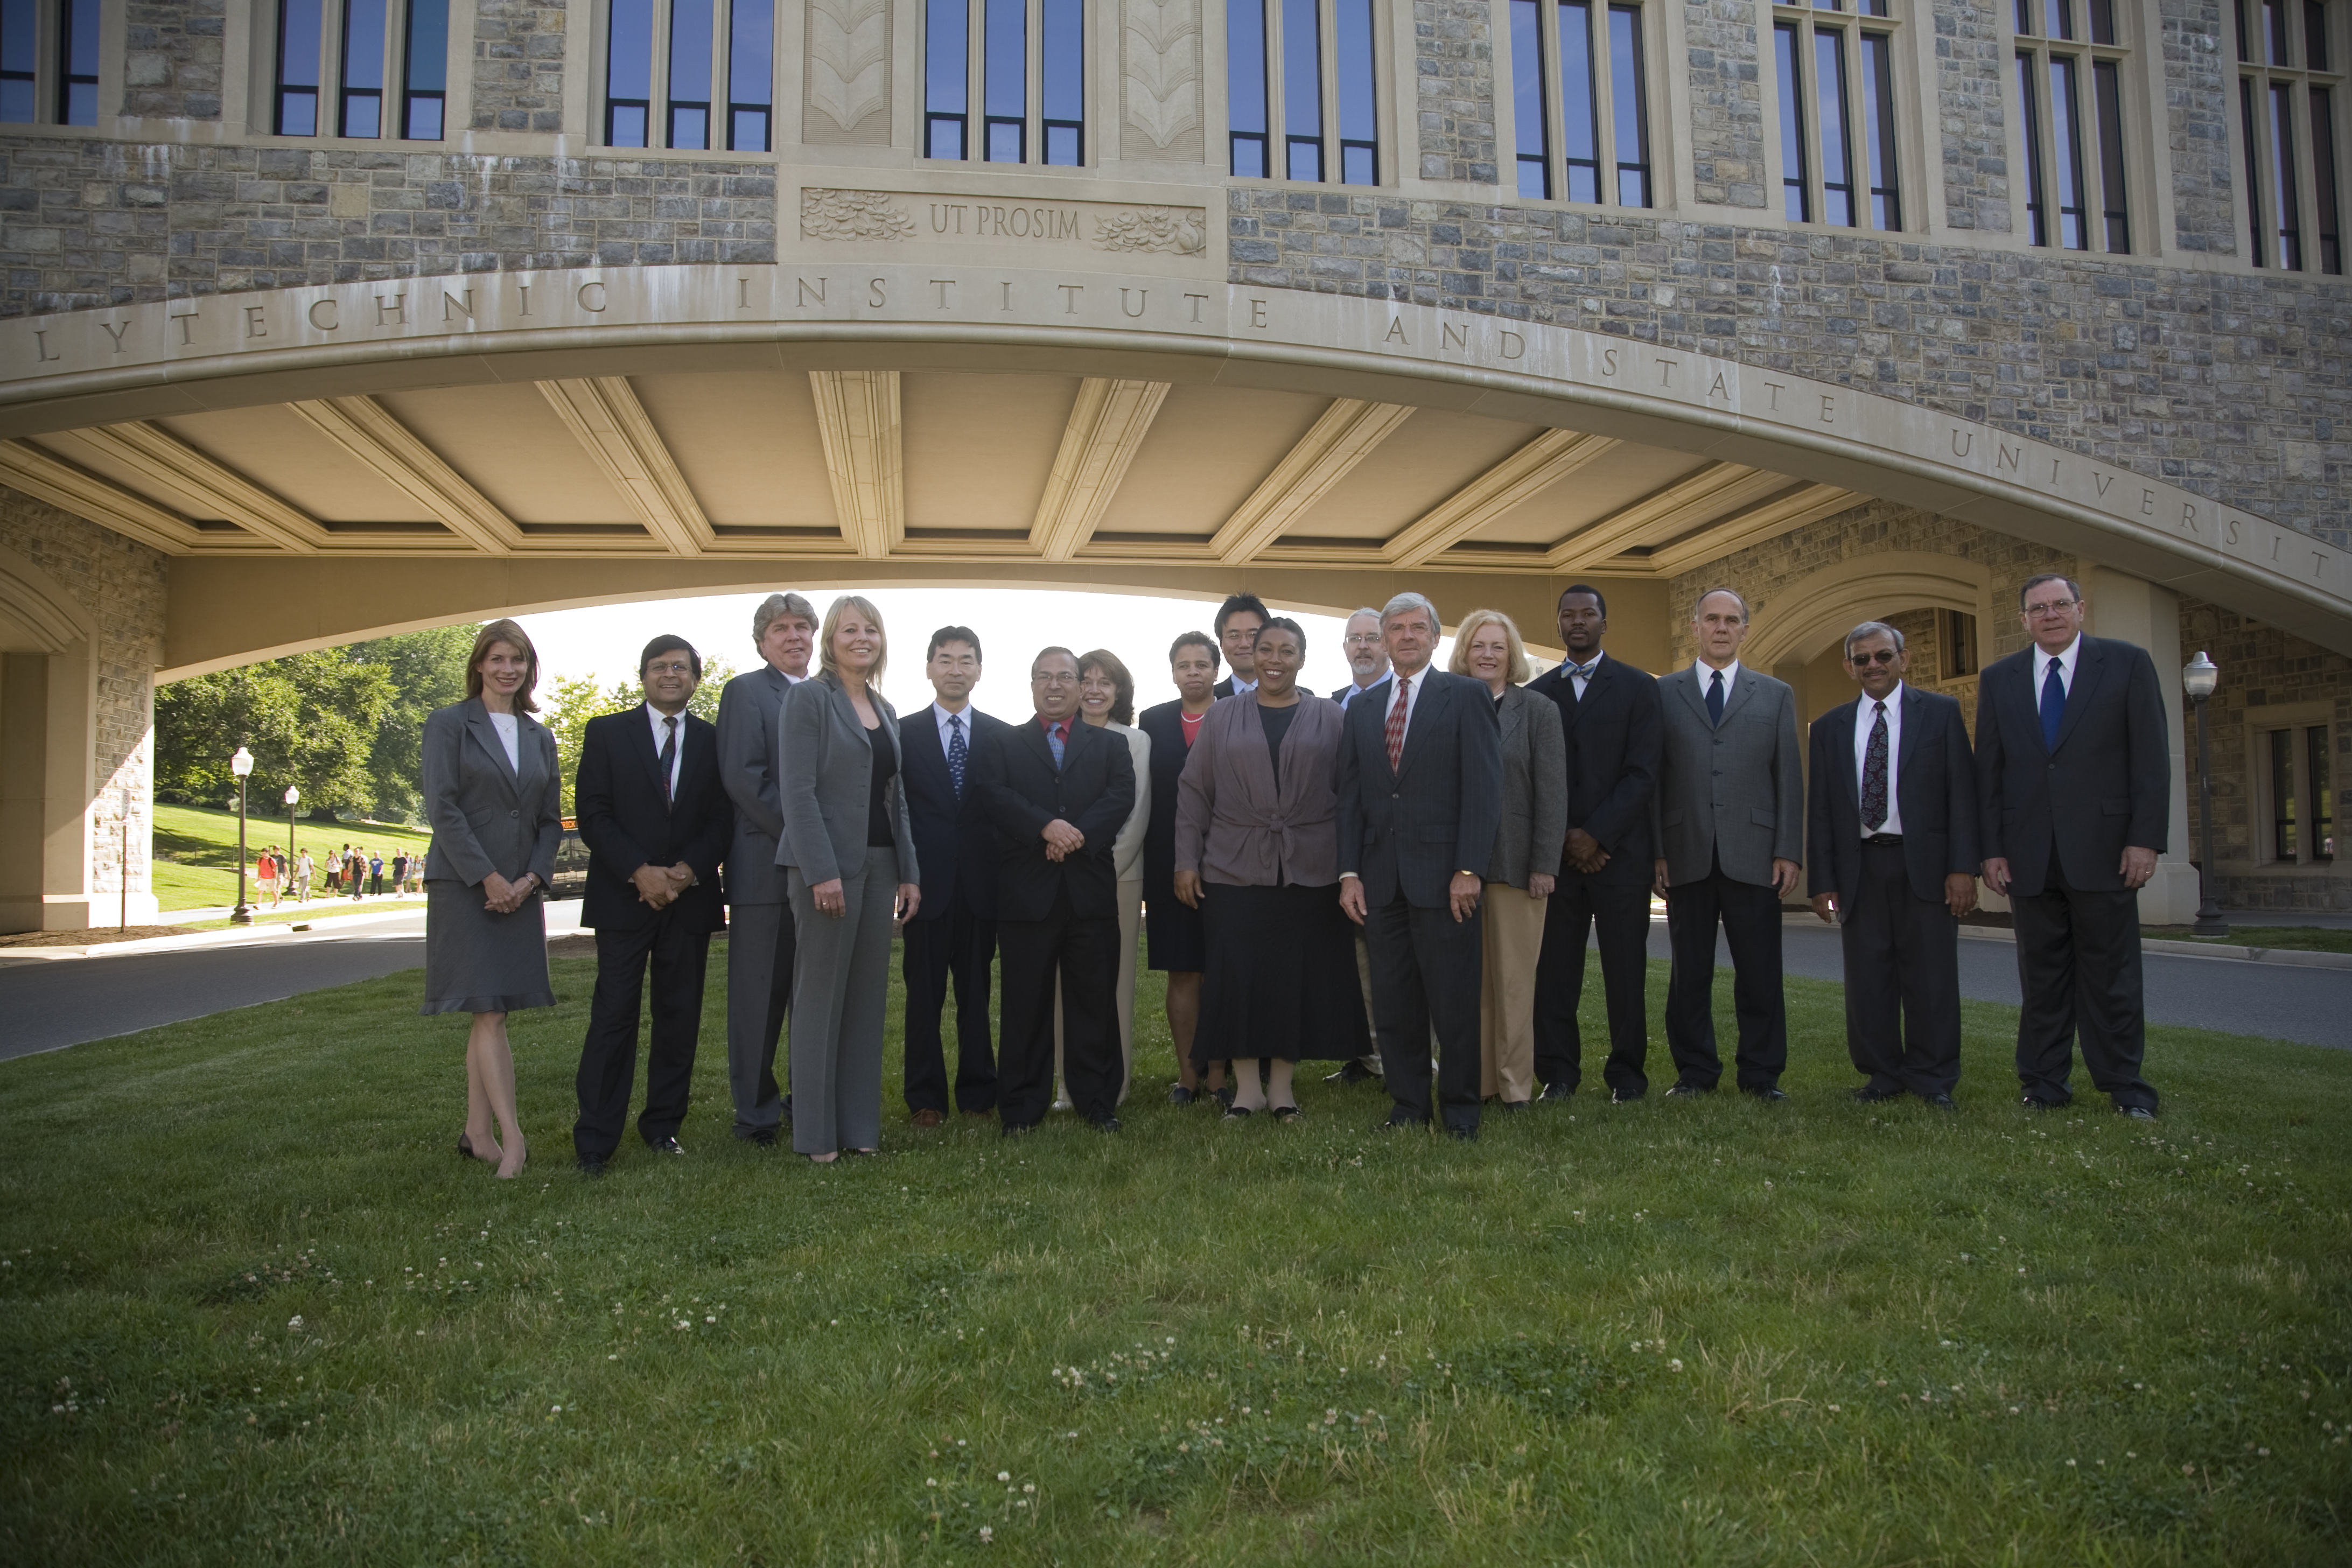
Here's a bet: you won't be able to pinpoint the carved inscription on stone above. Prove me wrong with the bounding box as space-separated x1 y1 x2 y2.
799 188 1210 260
1123 0 1205 162
801 189 918 241
804 0 891 146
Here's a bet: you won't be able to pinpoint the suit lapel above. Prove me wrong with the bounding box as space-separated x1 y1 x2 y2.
1715 668 1759 727
463 701 522 800
2052 641 2104 754
1830 701 1862 811
1669 668 1711 728
1396 674 1448 784
1018 716 1060 777
1497 686 1524 751
630 704 671 802
1895 685 1923 779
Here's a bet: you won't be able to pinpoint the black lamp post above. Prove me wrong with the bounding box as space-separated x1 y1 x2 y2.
230 746 254 926
2182 652 2229 939
284 785 300 908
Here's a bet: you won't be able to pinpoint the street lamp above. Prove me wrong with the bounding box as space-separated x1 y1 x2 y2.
2182 652 2229 939
284 785 300 908
229 746 255 926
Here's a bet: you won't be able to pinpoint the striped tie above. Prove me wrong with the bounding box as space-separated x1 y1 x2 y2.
1385 675 1411 772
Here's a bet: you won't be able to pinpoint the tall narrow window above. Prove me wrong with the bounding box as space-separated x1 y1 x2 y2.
341 0 388 137
1815 27 1853 224
1777 21 1808 220
1860 31 1901 227
2015 0 2131 250
1228 0 1378 184
1040 0 1082 163
275 0 323 133
1518 0 1647 205
1512 0 1550 197
667 0 712 148
57 0 94 124
1282 0 1323 180
1608 5 1649 204
402 0 448 139
606 0 654 145
922 0 1091 166
925 0 970 157
1559 0 1601 201
983 0 1024 160
1779 1 1904 227
727 0 772 150
2312 724 2337 860
1229 0 1269 174
2239 0 2344 271
1335 0 1377 182
2272 726 2300 859
1 0 37 122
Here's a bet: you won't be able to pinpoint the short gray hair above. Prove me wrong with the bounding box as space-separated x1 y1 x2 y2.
1844 620 1907 657
1381 592 1440 633
752 591 818 646
1693 586 1750 623
1346 607 1382 627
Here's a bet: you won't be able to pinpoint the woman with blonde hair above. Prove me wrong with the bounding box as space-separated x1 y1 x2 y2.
777 595 921 1161
1448 608 1567 1111
421 618 564 1179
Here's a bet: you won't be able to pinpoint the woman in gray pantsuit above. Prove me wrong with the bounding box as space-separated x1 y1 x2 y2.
777 594 921 1163
421 618 563 1179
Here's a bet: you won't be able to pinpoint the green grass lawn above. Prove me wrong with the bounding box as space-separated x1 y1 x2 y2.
151 804 432 912
2 951 2347 1565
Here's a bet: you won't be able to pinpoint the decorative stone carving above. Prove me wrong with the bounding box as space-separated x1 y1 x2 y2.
1092 207 1208 255
805 0 891 145
801 189 915 241
1123 0 1205 162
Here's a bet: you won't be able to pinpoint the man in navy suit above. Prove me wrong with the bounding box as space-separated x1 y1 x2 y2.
1805 620 1979 1109
1975 574 2170 1117
572 635 733 1173
1524 584 1662 1102
975 647 1138 1134
899 626 1010 1126
1335 593 1503 1139
1209 593 1269 699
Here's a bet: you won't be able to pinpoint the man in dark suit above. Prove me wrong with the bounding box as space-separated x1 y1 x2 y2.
975 646 1138 1135
1806 620 1979 1109
1525 583 1662 1103
899 625 1010 1126
1335 592 1503 1139
713 591 814 1145
1209 593 1268 699
1976 573 2169 1118
572 634 733 1173
1651 589 1804 1100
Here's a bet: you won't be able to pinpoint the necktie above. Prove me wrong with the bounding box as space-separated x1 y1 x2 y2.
1706 669 1726 726
946 713 967 799
1861 701 1889 832
659 715 677 808
1046 718 1067 768
1385 675 1411 772
2039 656 2066 751
1565 659 1598 683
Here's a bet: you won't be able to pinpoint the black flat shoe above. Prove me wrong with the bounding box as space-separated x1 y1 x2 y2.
1497 1100 1529 1114
1539 1082 1575 1101
1663 1083 1710 1097
1852 1085 1904 1103
1223 1105 1254 1122
1374 1111 1427 1133
1743 1086 1790 1103
1271 1105 1303 1123
457 1132 475 1159
1921 1091 1958 1111
2116 1104 2157 1121
1169 1086 1196 1106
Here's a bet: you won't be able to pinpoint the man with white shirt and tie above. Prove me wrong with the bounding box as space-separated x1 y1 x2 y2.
1210 593 1269 698
1974 574 2170 1118
1805 621 1979 1109
899 626 1013 1126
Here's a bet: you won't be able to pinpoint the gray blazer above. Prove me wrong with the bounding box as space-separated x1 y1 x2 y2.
1173 691 1346 888
1487 683 1569 888
421 697 562 888
1651 663 1804 887
774 671 918 888
715 663 799 905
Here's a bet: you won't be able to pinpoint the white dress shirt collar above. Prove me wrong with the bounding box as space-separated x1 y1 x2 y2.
646 702 685 796
1385 662 1432 742
1694 657 1741 694
933 701 974 745
2039 635 2082 695
1229 673 1259 696
1853 682 1906 837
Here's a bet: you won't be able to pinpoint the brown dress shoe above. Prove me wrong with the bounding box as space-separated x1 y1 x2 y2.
911 1108 944 1129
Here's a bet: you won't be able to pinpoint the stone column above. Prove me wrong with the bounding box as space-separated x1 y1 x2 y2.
2082 565 2201 926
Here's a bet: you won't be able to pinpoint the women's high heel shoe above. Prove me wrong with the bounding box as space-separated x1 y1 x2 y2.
457 1132 476 1158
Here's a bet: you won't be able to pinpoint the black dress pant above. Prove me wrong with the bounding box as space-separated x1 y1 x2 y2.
2010 851 2157 1112
902 896 999 1115
997 885 1119 1129
1532 876 1651 1096
573 910 712 1160
1363 891 1483 1132
1663 853 1787 1091
1841 840 1962 1096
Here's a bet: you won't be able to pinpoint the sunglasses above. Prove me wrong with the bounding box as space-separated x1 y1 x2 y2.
1849 649 1900 667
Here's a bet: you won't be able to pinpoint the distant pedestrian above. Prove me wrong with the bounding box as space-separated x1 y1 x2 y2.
348 848 365 901
391 852 408 892
325 847 343 895
369 852 384 896
257 850 279 907
295 849 313 902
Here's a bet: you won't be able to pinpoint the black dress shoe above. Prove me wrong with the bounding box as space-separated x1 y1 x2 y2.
1609 1087 1646 1104
1088 1115 1122 1133
1539 1082 1576 1101
1214 1084 1236 1109
2019 1094 2070 1111
1921 1091 1958 1111
1663 1083 1711 1098
748 1126 779 1146
1325 1059 1379 1085
1169 1085 1196 1106
1742 1086 1790 1102
1374 1111 1427 1133
647 1136 685 1155
1447 1125 1479 1142
2116 1104 2158 1121
577 1154 607 1177
1498 1099 1529 1114
1852 1085 1905 1103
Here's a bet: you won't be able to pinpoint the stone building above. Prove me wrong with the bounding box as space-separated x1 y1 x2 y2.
0 0 2345 929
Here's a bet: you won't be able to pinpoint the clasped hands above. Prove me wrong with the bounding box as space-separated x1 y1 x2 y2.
1040 818 1085 862
631 860 696 911
479 870 537 915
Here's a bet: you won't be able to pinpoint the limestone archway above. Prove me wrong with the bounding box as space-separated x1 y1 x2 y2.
1742 553 1995 671
0 544 99 933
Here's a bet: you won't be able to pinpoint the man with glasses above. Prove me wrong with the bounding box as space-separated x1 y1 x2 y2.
1975 574 2169 1119
1805 621 1978 1109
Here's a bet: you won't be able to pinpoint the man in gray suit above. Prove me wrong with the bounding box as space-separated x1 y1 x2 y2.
1651 588 1804 1100
714 591 816 1144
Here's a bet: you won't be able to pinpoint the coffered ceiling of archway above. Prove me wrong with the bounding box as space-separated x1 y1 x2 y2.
0 369 1862 578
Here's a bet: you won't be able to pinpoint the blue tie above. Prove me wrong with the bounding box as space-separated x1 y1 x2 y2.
1046 719 1066 768
1565 659 1599 683
2039 656 2066 751
1705 669 1726 726
946 713 967 798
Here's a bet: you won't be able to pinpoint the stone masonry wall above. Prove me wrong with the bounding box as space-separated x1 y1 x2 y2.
1931 0 2010 233
124 0 226 121
472 0 569 132
1683 0 1765 208
2160 0 2237 256
1414 1 1497 184
0 487 168 905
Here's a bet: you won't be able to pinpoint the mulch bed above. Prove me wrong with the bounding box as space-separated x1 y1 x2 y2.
0 926 198 948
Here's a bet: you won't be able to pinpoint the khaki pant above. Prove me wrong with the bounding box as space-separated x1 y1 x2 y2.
1480 882 1549 1103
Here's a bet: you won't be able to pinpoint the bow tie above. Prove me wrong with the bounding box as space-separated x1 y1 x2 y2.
1565 660 1599 681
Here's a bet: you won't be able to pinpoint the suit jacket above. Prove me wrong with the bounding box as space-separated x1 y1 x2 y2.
1651 663 1804 887
575 704 732 934
1173 690 1346 887
1334 668 1503 908
1488 683 1570 888
1973 634 2170 896
975 714 1137 922
1524 651 1661 885
421 697 562 889
714 663 800 905
898 703 1011 922
1138 699 1200 906
774 673 918 889
1806 686 1980 906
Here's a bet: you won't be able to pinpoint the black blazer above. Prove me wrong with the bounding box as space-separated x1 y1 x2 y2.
1136 699 1200 910
1333 668 1503 908
1523 652 1661 885
1973 634 2171 897
975 715 1137 922
575 704 732 934
899 704 1010 922
1806 685 1979 906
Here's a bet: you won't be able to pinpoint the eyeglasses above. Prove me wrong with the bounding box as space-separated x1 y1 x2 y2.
1032 671 1077 684
1849 649 1900 666
2023 598 2078 617
1343 633 1383 646
645 661 695 677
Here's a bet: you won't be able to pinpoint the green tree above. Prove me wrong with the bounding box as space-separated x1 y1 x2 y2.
156 650 398 817
351 624 479 822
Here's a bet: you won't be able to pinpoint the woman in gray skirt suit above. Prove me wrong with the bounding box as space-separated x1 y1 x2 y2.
777 594 921 1162
421 618 563 1179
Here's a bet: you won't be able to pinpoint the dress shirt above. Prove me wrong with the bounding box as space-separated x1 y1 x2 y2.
1383 661 1433 748
488 710 521 771
1852 682 1905 837
1565 649 1605 698
1229 674 1259 697
1339 677 1383 711
1692 657 1742 697
2038 636 2081 699
932 700 972 748
645 703 685 800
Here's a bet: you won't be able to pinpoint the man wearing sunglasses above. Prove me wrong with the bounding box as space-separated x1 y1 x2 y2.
1804 621 1978 1110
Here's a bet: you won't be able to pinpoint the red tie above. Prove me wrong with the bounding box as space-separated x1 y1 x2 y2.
1385 675 1411 772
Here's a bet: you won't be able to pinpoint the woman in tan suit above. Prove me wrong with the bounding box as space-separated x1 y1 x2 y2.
1173 619 1369 1119
1452 608 1567 1110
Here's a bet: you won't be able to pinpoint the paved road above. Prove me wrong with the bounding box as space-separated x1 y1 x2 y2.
1 908 2341 1063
